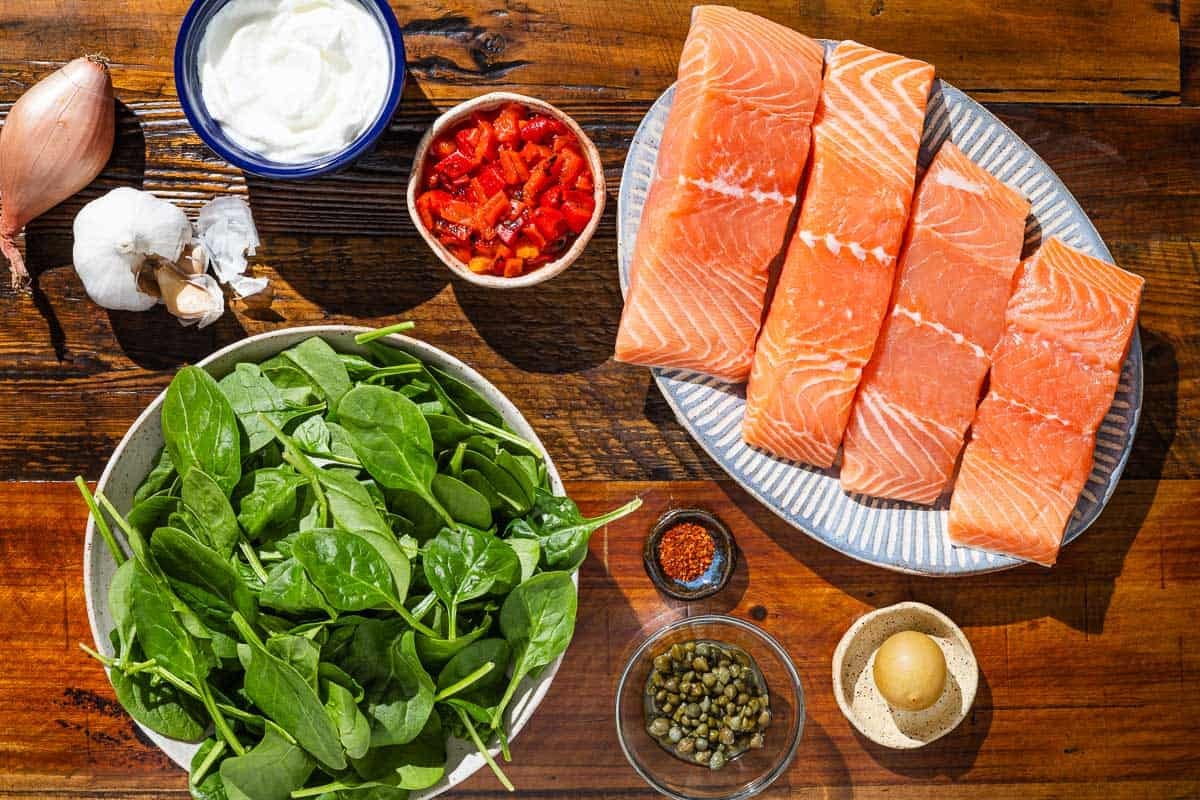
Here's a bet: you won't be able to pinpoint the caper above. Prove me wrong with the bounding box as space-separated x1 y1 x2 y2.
758 710 771 729
724 685 737 700
648 717 671 737
742 717 756 732
699 696 710 713
685 703 701 718
667 692 681 705
701 672 717 688
676 737 695 755
719 727 736 746
693 656 709 672
690 685 704 698
715 666 730 684
654 654 672 672
683 670 695 683
679 681 692 694
746 699 758 714
709 750 727 770
728 664 741 678
749 732 765 749
728 715 742 730
708 729 718 742
655 689 666 702
693 749 711 764
664 678 679 693
685 642 696 653
668 725 683 743
695 722 709 737
695 737 709 752
738 692 750 705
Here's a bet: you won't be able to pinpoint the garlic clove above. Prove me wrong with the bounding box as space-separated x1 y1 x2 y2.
155 263 224 329
196 195 267 297
73 187 192 311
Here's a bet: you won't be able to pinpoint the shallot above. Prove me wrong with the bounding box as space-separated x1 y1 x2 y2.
0 55 115 289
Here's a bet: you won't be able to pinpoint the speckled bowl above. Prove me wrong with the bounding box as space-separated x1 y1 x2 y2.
406 91 606 288
832 602 977 749
82 325 567 799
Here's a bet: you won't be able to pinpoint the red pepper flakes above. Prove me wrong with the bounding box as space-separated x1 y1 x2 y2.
657 523 715 582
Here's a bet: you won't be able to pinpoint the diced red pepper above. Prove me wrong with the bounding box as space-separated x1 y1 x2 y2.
523 163 553 203
498 149 529 184
494 104 523 143
521 224 546 249
434 218 472 244
434 137 458 158
520 115 566 143
441 200 475 224
474 191 509 232
540 185 563 208
532 206 565 239
553 148 585 187
561 201 593 234
552 132 579 153
477 165 506 198
575 172 593 191
562 189 594 209
415 189 452 229
521 142 552 164
473 119 498 162
455 127 478 155
434 150 476 179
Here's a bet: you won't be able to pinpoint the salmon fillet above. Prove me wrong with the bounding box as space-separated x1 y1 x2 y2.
614 6 823 382
743 41 934 466
948 238 1144 565
840 142 1030 503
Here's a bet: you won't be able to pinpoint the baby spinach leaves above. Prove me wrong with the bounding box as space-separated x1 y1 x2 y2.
80 333 642 797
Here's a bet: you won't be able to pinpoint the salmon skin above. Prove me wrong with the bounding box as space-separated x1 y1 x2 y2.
743 41 935 467
840 142 1030 504
614 6 824 383
948 238 1144 565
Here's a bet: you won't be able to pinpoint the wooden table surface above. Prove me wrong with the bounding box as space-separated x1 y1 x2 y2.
0 1 1197 798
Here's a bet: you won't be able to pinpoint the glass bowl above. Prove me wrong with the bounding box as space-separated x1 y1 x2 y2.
615 615 804 800
174 0 406 178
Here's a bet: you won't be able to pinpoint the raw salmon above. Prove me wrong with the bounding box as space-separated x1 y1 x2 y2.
743 41 935 466
614 6 824 382
948 237 1143 565
840 142 1030 503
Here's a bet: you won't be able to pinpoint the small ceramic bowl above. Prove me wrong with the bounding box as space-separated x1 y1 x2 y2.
407 91 606 288
643 509 736 600
175 0 406 178
832 602 977 749
616 615 804 800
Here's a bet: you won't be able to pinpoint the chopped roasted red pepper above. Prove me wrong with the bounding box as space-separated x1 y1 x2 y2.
416 102 596 278
434 150 476 179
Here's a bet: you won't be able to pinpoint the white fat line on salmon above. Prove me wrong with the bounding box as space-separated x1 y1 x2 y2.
990 392 1095 434
676 174 790 205
933 168 984 195
890 305 986 359
796 230 891 265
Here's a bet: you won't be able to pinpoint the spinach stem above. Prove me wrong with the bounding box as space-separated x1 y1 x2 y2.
447 603 458 642
75 477 127 566
230 612 266 650
259 413 331 527
434 661 494 702
189 739 226 787
238 540 270 583
94 491 152 569
198 680 246 756
366 364 423 383
408 591 439 622
584 497 644 528
465 415 540 454
353 321 415 345
291 781 350 798
385 597 441 638
490 677 520 731
455 706 514 792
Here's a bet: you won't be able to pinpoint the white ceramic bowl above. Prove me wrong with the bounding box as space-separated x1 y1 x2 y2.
407 91 606 288
831 602 978 749
82 325 569 797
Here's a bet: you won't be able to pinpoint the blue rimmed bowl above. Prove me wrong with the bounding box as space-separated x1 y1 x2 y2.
174 0 406 179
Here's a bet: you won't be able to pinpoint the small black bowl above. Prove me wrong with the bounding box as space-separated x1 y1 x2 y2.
643 508 736 600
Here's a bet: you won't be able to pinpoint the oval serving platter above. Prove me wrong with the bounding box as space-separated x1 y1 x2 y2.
617 55 1143 576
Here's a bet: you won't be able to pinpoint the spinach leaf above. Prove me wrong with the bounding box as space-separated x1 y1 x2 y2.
324 678 371 759
494 450 536 507
351 713 445 791
282 337 352 419
179 468 242 558
232 613 347 770
219 727 316 800
437 638 510 699
506 491 643 572
134 448 177 505
129 560 215 683
425 414 474 451
459 469 503 513
128 493 178 536
189 738 229 800
415 614 492 666
491 571 577 728
151 526 257 633
424 527 519 640
430 473 492 530
338 386 451 526
219 363 324 453
235 467 307 539
265 634 321 690
426 365 504 427
162 366 242 497
462 451 529 516
261 355 321 406
318 469 390 537
365 630 435 747
291 529 404 614
506 538 540 584
260 559 334 617
110 635 208 741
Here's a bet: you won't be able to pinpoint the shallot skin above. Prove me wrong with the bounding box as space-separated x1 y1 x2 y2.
0 55 115 289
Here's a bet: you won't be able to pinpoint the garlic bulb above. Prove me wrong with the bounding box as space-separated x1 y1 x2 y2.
72 187 191 311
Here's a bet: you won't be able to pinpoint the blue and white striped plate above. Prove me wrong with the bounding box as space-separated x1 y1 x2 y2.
617 68 1143 576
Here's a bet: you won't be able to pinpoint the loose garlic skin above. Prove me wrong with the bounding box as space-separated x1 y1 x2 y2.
72 187 192 311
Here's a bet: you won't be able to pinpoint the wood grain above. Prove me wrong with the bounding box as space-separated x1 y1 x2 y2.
0 480 1196 798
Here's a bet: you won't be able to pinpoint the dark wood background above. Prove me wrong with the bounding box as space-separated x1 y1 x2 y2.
0 1 1197 797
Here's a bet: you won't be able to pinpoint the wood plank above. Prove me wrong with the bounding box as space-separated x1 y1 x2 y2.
1182 0 1200 104
1 479 1197 797
0 0 1181 105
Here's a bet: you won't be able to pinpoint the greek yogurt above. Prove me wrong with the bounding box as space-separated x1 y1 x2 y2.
197 0 391 163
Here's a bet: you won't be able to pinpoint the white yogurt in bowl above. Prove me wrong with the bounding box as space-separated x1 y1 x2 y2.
197 0 391 163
